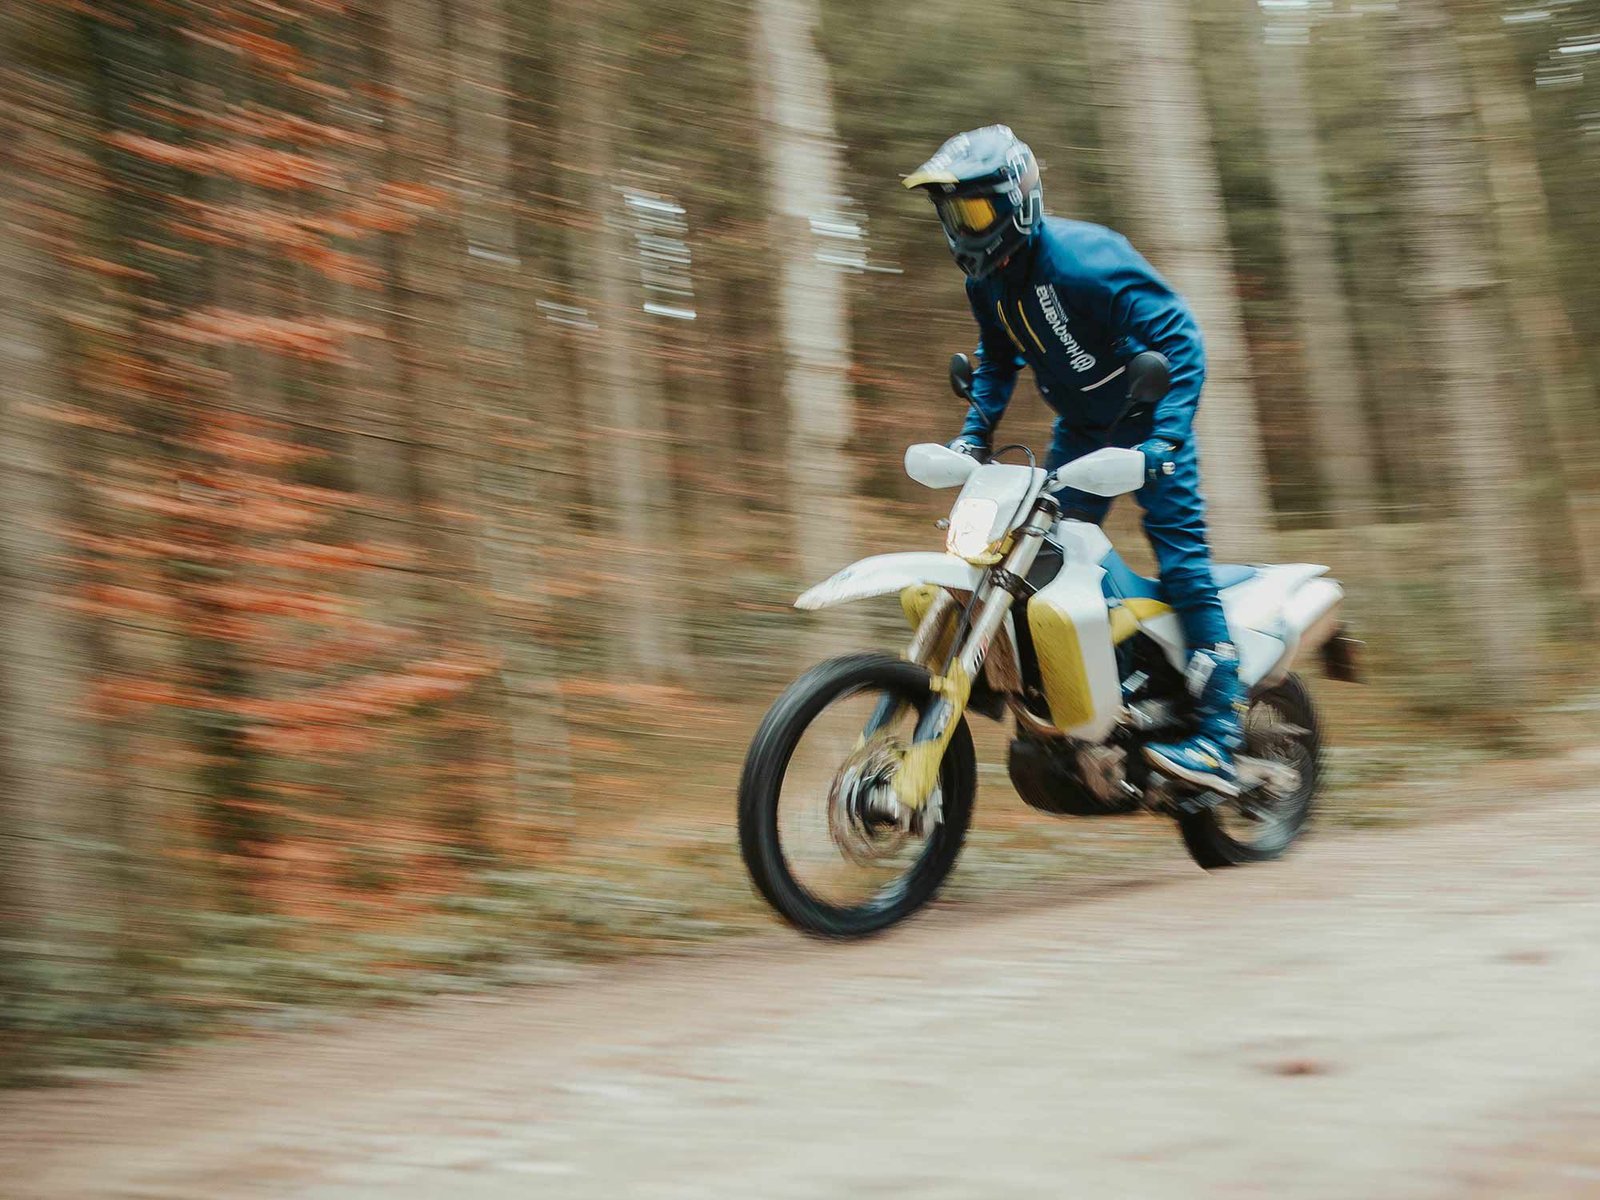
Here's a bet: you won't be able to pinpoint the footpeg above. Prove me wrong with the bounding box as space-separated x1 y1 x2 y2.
1140 772 1227 815
1158 780 1228 819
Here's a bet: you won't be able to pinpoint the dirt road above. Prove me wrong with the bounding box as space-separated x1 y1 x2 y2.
6 787 1600 1199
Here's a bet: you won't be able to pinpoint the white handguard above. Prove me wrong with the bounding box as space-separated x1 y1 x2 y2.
904 442 983 489
1047 446 1147 498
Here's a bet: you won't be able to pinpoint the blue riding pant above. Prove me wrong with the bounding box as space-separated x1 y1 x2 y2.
1046 416 1233 654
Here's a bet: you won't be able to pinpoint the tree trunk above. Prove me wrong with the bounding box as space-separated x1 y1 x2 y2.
381 0 472 605
308 5 415 525
750 0 859 610
553 0 689 678
1252 8 1380 529
1089 0 1273 558
505 0 585 526
0 24 110 952
450 0 574 841
383 0 499 854
1395 0 1540 702
84 3 276 910
685 261 752 544
1457 3 1600 617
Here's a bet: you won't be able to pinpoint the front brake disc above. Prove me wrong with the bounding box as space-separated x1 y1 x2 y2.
827 740 923 865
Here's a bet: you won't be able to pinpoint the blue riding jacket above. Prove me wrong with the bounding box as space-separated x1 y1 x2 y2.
959 216 1204 450
957 216 1238 656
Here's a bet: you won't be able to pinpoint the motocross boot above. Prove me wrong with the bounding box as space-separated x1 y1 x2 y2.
1143 644 1248 799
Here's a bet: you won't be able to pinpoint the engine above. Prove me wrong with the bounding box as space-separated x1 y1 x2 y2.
1006 735 1140 816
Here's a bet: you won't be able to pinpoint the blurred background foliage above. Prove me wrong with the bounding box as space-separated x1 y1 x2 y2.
2 0 1598 1080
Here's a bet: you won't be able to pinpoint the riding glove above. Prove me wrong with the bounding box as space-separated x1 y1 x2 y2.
948 434 991 463
1137 437 1181 487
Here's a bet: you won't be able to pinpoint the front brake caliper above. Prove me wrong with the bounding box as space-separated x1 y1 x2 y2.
892 663 972 811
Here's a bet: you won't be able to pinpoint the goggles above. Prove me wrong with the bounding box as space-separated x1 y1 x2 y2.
935 193 1004 236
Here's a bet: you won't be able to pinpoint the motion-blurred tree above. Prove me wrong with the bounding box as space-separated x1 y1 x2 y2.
1089 0 1273 557
553 0 691 678
752 0 859 636
1457 0 1600 622
1251 0 1381 532
1395 0 1542 705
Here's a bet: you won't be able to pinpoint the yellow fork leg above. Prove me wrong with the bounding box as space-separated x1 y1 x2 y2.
892 663 973 811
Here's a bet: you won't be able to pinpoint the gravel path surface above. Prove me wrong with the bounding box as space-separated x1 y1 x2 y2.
5 786 1600 1199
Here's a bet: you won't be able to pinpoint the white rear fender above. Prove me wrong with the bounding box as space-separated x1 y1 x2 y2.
1216 565 1345 689
796 552 984 611
1260 576 1346 687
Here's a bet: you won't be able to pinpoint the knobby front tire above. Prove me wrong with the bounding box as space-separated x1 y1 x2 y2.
738 653 976 938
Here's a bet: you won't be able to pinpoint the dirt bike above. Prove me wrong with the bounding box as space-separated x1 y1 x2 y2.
738 350 1361 938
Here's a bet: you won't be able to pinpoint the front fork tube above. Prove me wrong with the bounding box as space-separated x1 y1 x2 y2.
861 589 957 740
892 502 1056 810
905 588 958 668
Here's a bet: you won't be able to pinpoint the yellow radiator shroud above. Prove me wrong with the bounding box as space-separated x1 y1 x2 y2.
1023 568 1125 740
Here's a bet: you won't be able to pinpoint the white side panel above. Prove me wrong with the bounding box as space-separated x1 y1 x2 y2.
1138 610 1188 671
1259 577 1345 686
795 551 983 611
1238 628 1288 687
1220 563 1329 640
1281 577 1344 640
1134 611 1282 685
1051 518 1114 565
1030 562 1123 741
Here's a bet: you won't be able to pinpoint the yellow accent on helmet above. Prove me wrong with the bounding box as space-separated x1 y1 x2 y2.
902 168 960 189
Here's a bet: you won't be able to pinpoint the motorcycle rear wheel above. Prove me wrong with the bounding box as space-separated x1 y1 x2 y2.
1178 672 1321 869
738 653 976 938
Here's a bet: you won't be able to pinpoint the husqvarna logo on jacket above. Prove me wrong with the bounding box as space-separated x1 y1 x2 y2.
1036 285 1096 374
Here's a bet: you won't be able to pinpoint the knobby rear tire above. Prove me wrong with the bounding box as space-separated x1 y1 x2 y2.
1178 671 1321 869
738 653 976 938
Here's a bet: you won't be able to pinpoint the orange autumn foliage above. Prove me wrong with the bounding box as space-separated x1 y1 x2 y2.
166 309 378 362
108 131 341 192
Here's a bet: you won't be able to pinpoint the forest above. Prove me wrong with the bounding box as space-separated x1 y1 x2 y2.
2 0 1598 1078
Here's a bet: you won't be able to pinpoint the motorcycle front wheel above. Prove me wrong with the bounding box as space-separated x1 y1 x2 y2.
738 652 976 938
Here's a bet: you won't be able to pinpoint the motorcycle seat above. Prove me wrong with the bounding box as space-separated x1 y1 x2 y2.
1100 549 1258 604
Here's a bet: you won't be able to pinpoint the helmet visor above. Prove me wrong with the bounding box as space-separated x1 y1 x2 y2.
935 194 1001 237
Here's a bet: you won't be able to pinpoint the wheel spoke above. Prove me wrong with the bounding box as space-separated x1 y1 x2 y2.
1211 688 1316 853
776 684 940 910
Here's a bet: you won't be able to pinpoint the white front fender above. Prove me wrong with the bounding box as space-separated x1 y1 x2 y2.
796 552 985 611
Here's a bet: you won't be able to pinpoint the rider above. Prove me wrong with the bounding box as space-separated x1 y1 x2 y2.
904 124 1248 797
